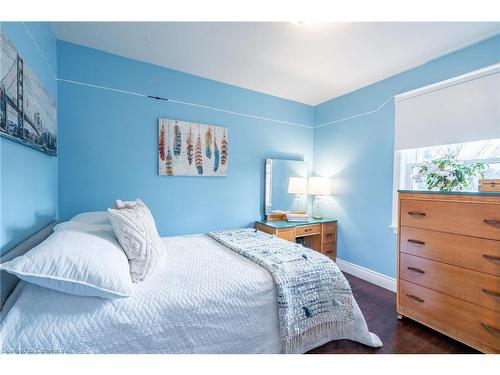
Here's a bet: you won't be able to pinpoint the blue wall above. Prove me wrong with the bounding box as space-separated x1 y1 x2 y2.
12 29 493 278
0 22 58 255
57 41 314 236
313 35 500 278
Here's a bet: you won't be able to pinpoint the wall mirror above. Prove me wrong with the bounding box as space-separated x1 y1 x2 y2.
265 158 308 215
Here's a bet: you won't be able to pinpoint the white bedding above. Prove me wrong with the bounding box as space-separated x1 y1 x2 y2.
0 234 381 354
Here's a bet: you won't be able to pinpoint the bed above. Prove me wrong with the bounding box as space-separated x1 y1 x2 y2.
0 219 381 354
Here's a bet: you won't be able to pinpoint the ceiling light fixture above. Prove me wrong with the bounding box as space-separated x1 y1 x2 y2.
290 21 308 27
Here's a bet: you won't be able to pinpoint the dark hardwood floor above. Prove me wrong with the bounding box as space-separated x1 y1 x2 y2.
307 272 480 354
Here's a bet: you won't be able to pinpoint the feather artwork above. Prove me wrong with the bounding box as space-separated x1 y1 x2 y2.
165 123 174 175
159 125 166 161
174 122 181 157
213 129 220 172
221 130 228 167
186 126 194 165
195 129 203 175
159 118 227 176
166 148 174 176
205 127 212 159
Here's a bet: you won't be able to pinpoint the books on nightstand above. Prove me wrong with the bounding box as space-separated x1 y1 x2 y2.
286 213 310 222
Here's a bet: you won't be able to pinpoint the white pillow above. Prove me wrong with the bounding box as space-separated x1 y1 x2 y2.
54 211 112 233
0 220 133 298
108 199 165 283
69 211 111 225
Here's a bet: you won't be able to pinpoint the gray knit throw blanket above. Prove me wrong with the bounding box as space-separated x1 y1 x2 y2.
207 228 354 353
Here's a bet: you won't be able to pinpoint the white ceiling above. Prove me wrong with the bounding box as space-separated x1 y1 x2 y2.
51 22 499 105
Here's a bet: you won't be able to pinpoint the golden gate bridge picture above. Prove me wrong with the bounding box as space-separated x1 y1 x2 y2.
1 32 56 156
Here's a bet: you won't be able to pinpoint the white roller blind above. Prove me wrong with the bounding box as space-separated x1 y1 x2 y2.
394 63 500 150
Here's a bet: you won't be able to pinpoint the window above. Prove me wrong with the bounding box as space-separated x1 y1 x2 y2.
391 138 500 231
405 139 500 190
392 64 500 232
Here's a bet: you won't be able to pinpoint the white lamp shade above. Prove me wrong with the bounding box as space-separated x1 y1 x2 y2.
308 177 330 196
288 177 307 194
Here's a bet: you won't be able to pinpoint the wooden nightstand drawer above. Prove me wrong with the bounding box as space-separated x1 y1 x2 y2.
276 229 296 242
295 224 320 237
400 199 500 240
321 243 336 258
400 226 500 276
399 280 500 353
400 252 500 312
255 220 337 259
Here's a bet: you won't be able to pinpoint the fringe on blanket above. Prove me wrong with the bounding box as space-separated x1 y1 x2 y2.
283 320 354 354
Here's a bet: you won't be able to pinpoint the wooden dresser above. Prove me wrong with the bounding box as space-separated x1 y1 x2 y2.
397 191 500 353
255 219 337 260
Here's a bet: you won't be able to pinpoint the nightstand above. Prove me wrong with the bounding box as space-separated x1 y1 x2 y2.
255 218 338 260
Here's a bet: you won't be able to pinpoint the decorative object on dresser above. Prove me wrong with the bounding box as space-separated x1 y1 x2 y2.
479 179 500 192
308 176 330 219
413 153 487 192
285 212 310 222
288 177 308 213
397 190 500 353
255 218 337 260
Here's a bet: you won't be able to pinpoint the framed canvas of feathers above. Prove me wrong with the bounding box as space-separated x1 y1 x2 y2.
158 118 228 176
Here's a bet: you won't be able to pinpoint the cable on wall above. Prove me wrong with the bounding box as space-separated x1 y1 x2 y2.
22 22 58 80
22 22 393 131
314 96 394 129
56 78 313 128
22 23 314 129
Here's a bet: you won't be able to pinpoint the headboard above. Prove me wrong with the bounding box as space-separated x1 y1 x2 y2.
0 221 57 309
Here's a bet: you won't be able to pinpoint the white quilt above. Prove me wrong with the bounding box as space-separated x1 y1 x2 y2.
0 234 381 354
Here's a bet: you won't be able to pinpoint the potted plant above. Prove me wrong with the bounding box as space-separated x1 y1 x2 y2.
413 154 487 192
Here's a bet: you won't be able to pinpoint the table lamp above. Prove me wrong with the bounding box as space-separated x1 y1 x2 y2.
308 177 330 219
288 177 307 213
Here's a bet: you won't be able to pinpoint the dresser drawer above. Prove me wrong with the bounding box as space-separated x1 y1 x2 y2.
399 280 500 353
276 229 296 242
321 242 335 257
400 253 500 312
295 224 321 237
400 199 500 240
321 223 336 244
255 224 296 242
400 227 500 276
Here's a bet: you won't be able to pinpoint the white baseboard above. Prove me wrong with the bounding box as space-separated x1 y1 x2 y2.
336 258 397 292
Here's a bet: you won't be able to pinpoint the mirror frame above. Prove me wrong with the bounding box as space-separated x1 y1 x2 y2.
264 158 308 217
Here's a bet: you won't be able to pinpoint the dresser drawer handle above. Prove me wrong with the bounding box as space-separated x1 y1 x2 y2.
481 322 500 335
407 239 425 245
304 228 312 233
482 289 500 300
408 211 426 218
406 294 424 303
483 254 500 263
484 219 500 227
407 266 425 274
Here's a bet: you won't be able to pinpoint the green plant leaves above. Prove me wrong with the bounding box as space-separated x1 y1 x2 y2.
416 153 487 192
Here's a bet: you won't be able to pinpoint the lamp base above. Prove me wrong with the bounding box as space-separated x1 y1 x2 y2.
312 196 322 220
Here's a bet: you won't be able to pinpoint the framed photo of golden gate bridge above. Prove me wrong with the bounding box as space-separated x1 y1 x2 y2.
0 31 57 156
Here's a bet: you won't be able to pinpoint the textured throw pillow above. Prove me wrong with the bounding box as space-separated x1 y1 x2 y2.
0 221 133 298
108 199 165 282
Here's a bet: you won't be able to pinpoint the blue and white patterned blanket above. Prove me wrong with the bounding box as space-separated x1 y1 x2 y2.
207 228 354 353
